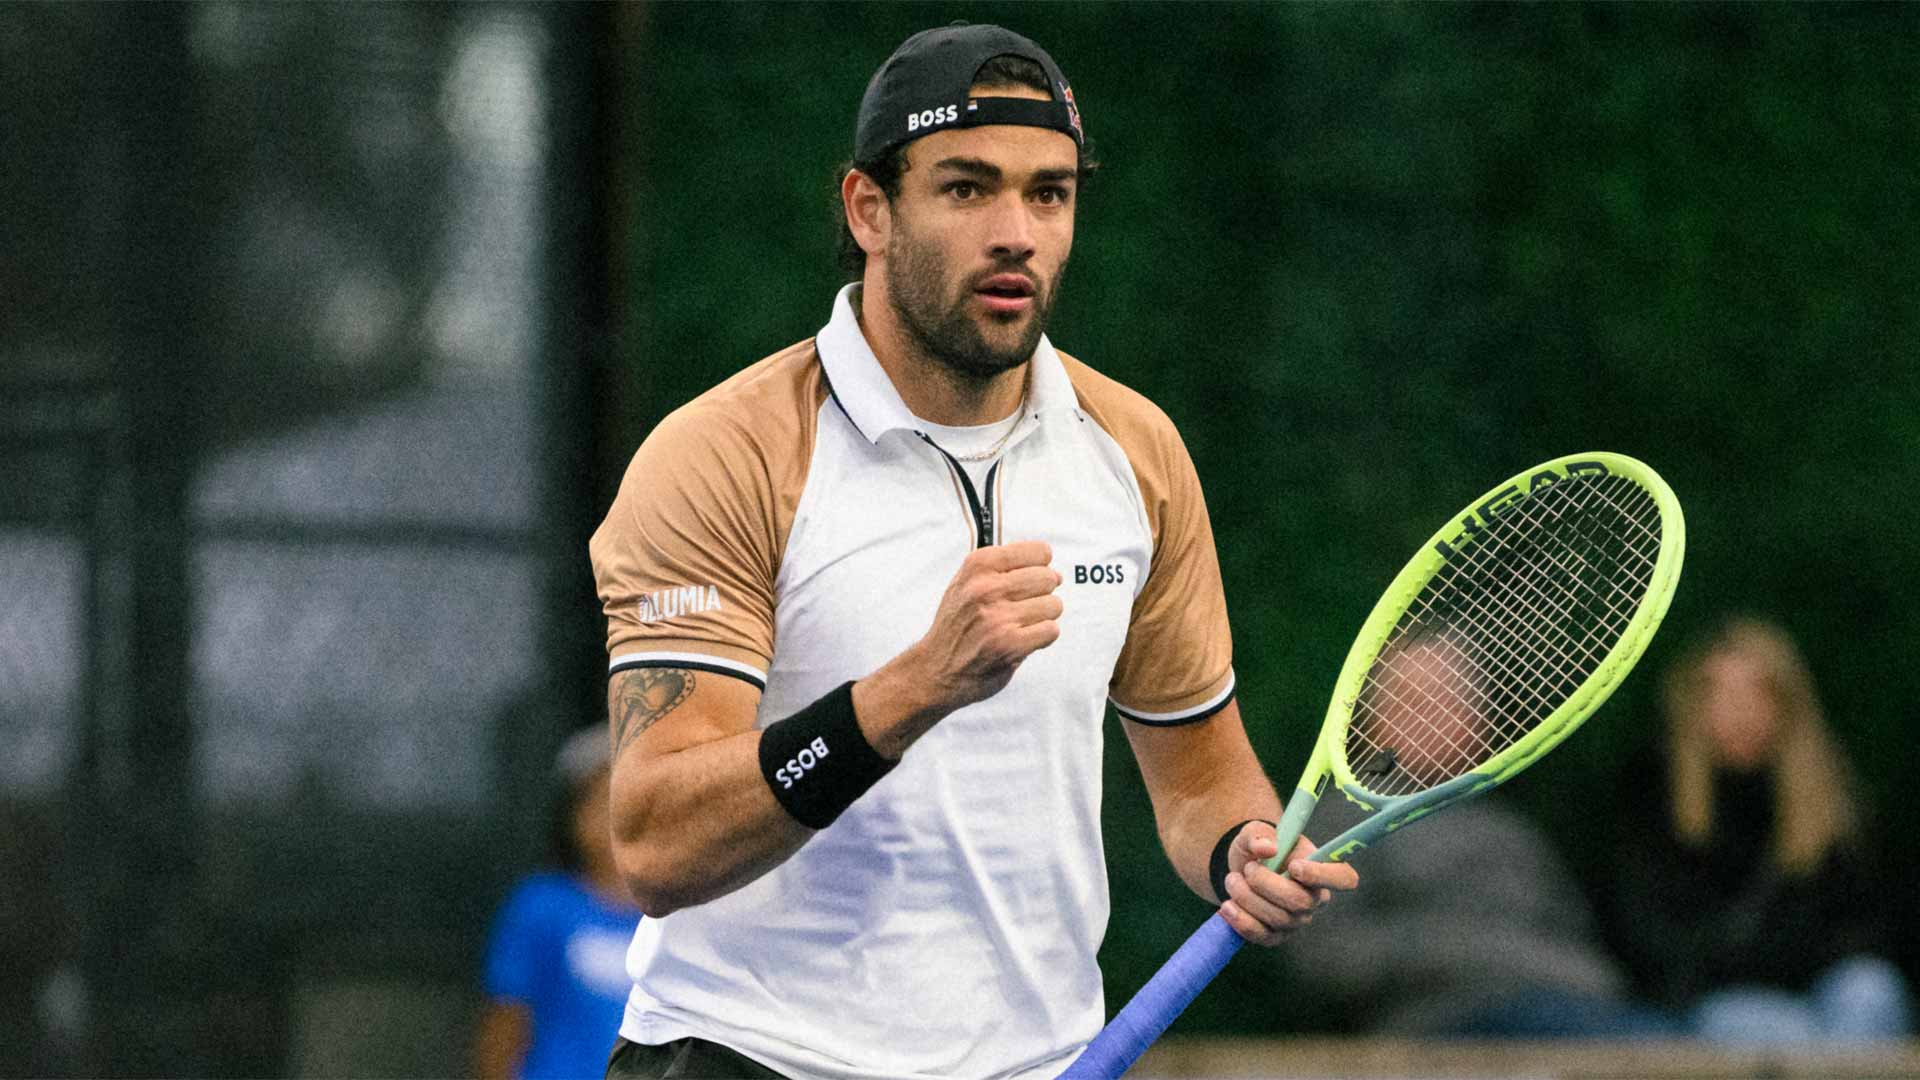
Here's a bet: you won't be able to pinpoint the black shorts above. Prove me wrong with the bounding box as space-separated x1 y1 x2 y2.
605 1036 789 1080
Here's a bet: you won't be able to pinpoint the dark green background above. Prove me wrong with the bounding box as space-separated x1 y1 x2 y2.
610 2 1920 1034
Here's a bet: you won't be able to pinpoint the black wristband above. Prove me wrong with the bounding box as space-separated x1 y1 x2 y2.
1209 819 1268 904
758 681 896 829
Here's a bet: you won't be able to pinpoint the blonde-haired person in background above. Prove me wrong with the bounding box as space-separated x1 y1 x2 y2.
1601 615 1911 1044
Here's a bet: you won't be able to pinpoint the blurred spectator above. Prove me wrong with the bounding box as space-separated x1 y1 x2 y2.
1285 793 1677 1038
473 728 642 1079
1284 632 1678 1038
1602 615 1912 1044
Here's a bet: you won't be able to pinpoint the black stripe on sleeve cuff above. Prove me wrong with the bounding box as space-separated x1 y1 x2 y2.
1112 689 1236 727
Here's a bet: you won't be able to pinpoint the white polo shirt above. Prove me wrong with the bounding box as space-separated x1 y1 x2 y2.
589 284 1236 1079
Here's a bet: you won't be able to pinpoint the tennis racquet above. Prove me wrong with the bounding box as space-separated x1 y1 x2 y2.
1062 451 1685 1077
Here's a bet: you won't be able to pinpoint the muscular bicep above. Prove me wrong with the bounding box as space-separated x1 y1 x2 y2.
608 666 763 764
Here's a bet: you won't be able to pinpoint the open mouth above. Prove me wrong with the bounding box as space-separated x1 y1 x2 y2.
975 273 1037 313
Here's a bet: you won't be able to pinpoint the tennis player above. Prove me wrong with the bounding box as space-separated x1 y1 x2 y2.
590 23 1357 1079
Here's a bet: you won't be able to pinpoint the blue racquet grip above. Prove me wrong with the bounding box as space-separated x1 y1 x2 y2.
1058 915 1245 1078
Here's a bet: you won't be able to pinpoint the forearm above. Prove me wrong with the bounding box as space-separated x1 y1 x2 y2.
613 657 953 917
1127 700 1284 902
1132 703 1359 943
1158 759 1282 902
612 729 815 917
851 642 954 757
471 1001 529 1080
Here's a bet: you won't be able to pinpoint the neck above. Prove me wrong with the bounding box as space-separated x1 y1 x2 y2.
852 283 1028 426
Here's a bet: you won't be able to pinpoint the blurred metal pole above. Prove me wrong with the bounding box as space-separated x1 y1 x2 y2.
500 0 616 857
82 5 207 1074
550 4 617 707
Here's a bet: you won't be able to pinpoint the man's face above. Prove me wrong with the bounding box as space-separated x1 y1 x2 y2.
1359 637 1491 790
880 91 1079 379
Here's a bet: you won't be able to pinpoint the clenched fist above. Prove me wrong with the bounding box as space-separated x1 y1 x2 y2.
852 541 1063 758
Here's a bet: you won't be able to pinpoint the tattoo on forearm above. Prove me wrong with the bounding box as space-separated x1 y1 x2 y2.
610 668 695 756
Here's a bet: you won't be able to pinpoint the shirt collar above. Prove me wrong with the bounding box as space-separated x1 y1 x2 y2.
815 283 1080 445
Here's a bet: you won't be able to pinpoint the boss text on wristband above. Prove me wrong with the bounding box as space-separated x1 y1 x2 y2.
758 681 896 829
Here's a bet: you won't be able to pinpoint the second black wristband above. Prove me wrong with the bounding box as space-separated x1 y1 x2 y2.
1209 819 1270 903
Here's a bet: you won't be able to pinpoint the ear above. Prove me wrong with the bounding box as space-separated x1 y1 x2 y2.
842 168 891 262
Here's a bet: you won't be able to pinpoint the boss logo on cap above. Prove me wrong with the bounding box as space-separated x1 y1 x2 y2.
906 104 959 132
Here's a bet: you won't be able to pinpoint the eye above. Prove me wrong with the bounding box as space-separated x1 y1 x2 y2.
944 180 981 200
1034 185 1072 207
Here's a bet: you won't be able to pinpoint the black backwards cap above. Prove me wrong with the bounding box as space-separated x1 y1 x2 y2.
854 22 1085 164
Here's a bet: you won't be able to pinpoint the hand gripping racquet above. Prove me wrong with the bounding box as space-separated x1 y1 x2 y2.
1062 451 1685 1077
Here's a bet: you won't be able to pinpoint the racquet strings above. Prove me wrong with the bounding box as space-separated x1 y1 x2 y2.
1347 472 1663 798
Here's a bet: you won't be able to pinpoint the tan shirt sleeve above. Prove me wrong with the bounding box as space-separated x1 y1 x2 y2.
1106 405 1235 723
589 404 780 681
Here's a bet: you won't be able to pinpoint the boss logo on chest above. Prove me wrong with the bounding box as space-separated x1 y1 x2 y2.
1073 563 1127 585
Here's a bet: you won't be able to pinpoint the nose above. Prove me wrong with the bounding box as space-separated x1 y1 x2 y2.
986 192 1037 263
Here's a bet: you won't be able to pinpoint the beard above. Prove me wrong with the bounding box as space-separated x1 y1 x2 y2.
884 223 1062 380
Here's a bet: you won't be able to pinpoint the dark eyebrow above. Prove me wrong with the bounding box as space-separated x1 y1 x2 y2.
930 157 1002 182
930 157 1077 186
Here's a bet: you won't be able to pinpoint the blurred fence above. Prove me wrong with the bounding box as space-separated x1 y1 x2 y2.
2 4 607 1074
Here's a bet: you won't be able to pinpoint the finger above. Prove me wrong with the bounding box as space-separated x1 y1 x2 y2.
997 565 1064 601
974 540 1052 571
1217 900 1276 945
1243 832 1280 863
1225 870 1308 932
1286 858 1359 893
1224 822 1275 871
1005 594 1065 626
1006 619 1060 656
1242 820 1280 843
1242 860 1322 916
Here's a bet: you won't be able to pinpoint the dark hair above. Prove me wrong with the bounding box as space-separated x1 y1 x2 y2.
835 54 1101 277
545 759 605 873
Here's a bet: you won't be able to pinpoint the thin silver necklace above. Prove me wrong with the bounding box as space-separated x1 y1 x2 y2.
950 399 1027 462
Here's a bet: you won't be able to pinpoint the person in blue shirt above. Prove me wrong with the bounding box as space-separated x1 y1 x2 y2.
474 727 643 1080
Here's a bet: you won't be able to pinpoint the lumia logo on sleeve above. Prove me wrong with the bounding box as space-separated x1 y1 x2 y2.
634 584 723 623
1073 563 1126 585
